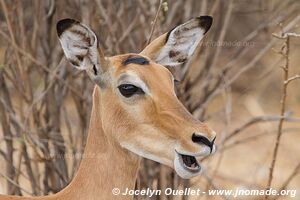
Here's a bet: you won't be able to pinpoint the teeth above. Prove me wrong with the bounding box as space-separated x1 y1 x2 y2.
189 163 199 169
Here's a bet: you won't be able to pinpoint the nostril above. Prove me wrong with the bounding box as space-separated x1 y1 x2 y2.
192 133 211 146
211 136 216 145
192 133 216 153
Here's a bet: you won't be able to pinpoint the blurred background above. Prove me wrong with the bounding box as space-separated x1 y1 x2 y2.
0 0 300 199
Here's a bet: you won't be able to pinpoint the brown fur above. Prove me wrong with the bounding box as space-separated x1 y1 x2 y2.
0 17 216 199
0 54 215 200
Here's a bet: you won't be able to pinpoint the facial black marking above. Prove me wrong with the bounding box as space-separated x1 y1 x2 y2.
192 133 216 153
123 56 149 66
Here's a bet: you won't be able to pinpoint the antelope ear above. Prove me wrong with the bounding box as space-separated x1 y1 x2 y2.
140 16 212 67
56 18 108 83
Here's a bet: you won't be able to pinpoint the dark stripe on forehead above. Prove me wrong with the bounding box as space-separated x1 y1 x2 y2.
123 56 149 66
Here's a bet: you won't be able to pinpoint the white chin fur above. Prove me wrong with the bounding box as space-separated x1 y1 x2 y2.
174 152 202 179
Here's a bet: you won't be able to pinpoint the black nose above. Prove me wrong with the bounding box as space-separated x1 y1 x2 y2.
192 133 216 153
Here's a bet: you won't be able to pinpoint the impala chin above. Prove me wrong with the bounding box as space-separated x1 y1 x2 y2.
174 150 202 179
49 16 217 200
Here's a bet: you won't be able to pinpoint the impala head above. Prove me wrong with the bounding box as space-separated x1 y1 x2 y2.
57 16 216 179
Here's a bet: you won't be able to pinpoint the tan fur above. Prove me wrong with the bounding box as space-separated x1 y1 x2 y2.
140 33 167 58
1 17 216 199
0 87 140 200
0 55 215 200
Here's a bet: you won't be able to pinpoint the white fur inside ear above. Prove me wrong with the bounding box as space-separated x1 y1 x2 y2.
155 19 206 67
59 23 98 71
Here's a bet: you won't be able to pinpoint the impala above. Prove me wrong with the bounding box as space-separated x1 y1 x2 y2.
0 16 216 200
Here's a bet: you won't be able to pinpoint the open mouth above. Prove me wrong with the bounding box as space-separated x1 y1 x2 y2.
176 151 201 172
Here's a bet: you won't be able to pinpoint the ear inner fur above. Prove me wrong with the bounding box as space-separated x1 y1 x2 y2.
140 16 213 68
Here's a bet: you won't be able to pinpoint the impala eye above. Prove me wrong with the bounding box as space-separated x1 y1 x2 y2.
118 84 144 98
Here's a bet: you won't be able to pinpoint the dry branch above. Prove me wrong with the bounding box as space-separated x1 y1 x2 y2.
266 32 300 198
0 1 299 200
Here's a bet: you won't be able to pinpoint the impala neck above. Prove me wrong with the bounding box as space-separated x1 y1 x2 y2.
57 86 140 200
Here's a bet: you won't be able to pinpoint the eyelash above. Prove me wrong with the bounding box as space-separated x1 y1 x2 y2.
118 84 145 98
118 79 177 98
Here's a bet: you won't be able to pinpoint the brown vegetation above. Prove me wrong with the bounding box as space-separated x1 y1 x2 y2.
0 0 300 199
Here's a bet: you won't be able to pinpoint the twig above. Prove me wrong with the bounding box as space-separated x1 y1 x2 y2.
273 32 300 39
266 32 300 197
146 0 163 46
273 161 300 200
0 29 84 100
192 14 300 117
222 128 300 152
202 170 229 200
0 172 32 195
284 75 300 85
225 115 300 142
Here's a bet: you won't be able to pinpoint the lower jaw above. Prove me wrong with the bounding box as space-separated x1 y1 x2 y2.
174 151 202 179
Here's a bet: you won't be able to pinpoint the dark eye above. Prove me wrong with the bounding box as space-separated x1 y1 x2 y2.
118 84 144 98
